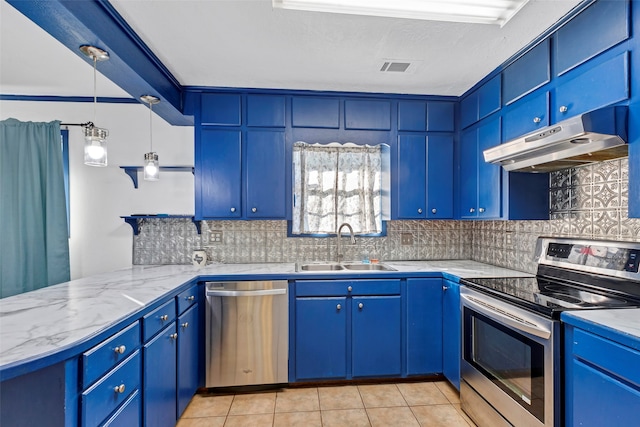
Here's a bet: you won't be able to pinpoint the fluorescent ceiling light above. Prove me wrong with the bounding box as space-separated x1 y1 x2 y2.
273 0 530 26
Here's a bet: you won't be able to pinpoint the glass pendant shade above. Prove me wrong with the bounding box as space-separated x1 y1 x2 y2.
144 152 159 181
83 126 108 167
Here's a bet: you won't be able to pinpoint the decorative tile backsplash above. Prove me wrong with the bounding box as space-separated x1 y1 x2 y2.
133 158 639 274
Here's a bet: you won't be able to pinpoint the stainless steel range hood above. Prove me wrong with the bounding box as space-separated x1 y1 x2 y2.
483 106 628 172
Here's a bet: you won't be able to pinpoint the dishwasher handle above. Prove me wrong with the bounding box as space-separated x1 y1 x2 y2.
206 288 287 297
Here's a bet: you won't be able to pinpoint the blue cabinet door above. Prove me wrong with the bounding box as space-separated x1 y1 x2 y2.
398 101 426 131
197 129 242 219
397 134 427 219
502 39 550 105
144 323 177 427
201 93 242 126
102 390 141 427
459 127 478 218
352 296 402 378
344 99 391 130
177 304 199 418
502 91 549 142
427 135 454 219
427 102 455 132
245 131 286 218
477 117 502 219
406 279 443 376
247 95 286 128
295 297 347 380
442 280 460 390
478 75 501 121
552 52 629 123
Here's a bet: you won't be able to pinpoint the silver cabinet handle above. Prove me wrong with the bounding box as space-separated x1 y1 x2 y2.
431 208 437 214
114 384 126 394
469 208 475 213
181 322 189 329
114 345 126 354
207 288 286 297
251 207 257 213
170 333 178 340
186 295 195 301
417 208 423 214
230 207 236 213
336 304 342 310
479 207 485 213
533 116 542 123
358 302 364 309
160 314 169 321
559 105 568 113
443 285 448 291
347 286 353 292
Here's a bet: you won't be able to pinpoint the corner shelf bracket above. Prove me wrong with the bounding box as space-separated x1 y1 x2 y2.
119 166 194 189
120 215 202 235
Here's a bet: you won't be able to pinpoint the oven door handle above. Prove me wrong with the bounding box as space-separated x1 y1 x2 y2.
461 294 551 340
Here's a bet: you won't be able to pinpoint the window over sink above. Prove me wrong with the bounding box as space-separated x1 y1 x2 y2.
291 141 390 236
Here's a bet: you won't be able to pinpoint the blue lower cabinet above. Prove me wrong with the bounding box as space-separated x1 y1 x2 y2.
442 280 460 389
406 279 443 376
351 296 401 378
295 297 348 380
564 324 640 427
144 323 178 427
177 304 200 418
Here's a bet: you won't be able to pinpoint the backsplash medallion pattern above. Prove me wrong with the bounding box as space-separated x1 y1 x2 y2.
133 158 639 275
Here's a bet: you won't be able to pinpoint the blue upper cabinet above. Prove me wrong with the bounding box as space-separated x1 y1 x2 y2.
247 95 286 127
552 51 629 123
502 91 549 142
292 97 340 128
427 101 455 132
201 94 242 126
345 99 391 130
554 0 630 76
460 74 501 128
398 101 426 131
245 131 286 218
398 101 454 132
502 39 550 106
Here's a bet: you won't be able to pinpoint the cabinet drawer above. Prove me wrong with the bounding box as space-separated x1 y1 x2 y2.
82 351 141 427
571 328 640 387
101 389 141 427
143 299 176 342
82 321 140 389
296 280 400 297
177 284 198 315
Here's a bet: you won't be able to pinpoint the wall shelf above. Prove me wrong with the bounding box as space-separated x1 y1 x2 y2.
120 166 194 189
120 215 202 235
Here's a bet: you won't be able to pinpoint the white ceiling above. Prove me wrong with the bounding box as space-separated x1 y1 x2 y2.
1 0 582 100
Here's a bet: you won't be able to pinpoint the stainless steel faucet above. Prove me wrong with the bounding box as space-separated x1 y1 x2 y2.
336 222 356 263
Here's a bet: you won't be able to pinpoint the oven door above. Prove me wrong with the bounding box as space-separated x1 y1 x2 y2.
460 287 559 427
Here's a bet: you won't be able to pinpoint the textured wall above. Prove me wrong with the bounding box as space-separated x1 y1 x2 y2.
133 158 639 273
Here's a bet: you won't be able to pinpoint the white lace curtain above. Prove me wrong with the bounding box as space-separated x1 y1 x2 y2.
292 141 385 235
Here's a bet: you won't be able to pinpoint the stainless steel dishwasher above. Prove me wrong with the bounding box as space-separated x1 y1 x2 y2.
205 280 288 387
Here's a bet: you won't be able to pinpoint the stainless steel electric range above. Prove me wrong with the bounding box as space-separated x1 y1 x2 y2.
459 237 640 427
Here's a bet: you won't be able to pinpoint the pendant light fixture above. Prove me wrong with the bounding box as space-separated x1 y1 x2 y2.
141 95 160 181
80 45 110 167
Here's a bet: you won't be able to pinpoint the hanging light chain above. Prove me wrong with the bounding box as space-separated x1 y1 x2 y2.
93 54 98 124
149 100 154 152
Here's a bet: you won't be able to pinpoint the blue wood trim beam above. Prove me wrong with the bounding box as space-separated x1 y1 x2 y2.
6 0 192 126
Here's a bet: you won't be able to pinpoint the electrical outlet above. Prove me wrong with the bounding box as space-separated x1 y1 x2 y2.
401 233 413 245
210 230 223 244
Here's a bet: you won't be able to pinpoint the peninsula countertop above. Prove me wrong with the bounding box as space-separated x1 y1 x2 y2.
0 260 531 379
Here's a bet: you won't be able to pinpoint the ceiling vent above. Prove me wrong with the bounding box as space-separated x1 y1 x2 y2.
378 60 420 74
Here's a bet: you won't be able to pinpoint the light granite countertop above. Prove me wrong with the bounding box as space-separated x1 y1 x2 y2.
561 309 640 351
0 260 531 380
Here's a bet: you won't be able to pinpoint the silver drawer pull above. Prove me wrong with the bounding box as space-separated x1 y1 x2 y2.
230 207 236 213
479 207 485 213
358 302 364 309
170 333 178 340
431 208 437 214
114 384 126 394
417 208 423 214
251 207 257 213
114 345 126 355
160 314 169 321
181 322 189 329
347 286 353 292
186 295 195 301
336 304 342 311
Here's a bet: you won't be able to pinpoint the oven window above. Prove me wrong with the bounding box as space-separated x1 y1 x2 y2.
464 309 545 422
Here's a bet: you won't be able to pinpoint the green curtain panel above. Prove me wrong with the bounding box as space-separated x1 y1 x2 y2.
0 118 70 298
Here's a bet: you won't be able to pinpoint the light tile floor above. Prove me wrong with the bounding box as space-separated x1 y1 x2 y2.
177 381 477 427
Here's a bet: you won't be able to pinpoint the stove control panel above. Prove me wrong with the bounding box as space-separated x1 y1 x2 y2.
539 237 640 280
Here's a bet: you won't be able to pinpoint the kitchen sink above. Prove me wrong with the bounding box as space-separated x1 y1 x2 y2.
296 262 396 272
